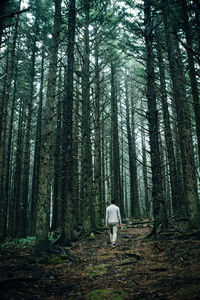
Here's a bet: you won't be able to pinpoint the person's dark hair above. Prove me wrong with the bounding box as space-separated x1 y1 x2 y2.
111 199 115 204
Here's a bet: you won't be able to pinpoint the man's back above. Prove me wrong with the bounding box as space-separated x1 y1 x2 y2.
106 204 121 225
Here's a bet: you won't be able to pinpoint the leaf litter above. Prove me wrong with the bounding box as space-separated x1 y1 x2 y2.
0 220 200 299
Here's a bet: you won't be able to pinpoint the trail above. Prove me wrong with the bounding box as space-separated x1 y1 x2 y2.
1 222 200 299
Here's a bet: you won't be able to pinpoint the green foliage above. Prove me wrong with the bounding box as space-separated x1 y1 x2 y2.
1 236 36 251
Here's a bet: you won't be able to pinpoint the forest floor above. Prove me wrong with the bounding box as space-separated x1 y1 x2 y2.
1 220 200 299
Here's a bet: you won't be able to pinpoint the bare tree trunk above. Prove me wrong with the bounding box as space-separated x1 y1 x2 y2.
141 128 150 217
110 62 124 217
51 64 62 232
180 0 200 164
124 80 140 218
20 19 37 237
2 58 18 239
30 48 44 235
61 0 76 244
81 0 94 233
34 0 61 253
94 42 102 228
144 0 167 232
162 0 200 229
0 2 20 238
155 29 182 216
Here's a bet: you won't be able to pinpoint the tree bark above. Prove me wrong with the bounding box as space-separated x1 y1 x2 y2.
110 61 125 218
144 0 167 232
60 0 76 244
180 0 200 164
35 0 61 252
155 28 182 216
30 47 44 235
81 0 94 233
0 1 20 238
162 0 200 229
124 80 140 218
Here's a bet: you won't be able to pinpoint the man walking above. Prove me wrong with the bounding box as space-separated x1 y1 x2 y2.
106 199 122 247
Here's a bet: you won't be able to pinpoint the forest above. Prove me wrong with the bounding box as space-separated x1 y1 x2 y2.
0 0 200 299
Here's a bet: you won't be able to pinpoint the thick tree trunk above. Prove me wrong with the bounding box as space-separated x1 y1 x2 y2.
155 30 182 216
81 0 94 233
144 0 167 232
30 48 44 235
35 0 61 253
61 0 76 244
180 0 200 164
20 24 37 237
162 0 200 229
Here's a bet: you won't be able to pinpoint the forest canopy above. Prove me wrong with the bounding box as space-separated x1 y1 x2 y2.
0 0 200 250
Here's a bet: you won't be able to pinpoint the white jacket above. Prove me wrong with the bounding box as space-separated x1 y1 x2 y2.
106 204 122 225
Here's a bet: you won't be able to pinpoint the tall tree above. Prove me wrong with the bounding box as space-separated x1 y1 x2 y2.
30 48 45 235
34 0 61 253
162 0 200 230
124 78 140 218
20 13 38 237
110 61 124 217
155 25 182 216
0 1 21 239
144 0 167 233
81 0 95 233
60 0 76 245
180 0 200 164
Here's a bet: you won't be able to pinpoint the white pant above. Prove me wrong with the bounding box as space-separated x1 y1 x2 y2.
109 223 118 245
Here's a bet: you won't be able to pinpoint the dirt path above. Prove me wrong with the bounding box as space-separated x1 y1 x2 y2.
1 224 200 299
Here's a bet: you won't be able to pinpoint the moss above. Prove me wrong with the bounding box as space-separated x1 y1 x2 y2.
84 263 109 277
89 232 95 240
83 289 127 300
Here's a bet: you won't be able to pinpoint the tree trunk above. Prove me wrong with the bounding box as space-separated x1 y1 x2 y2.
155 29 182 216
2 57 18 239
0 2 20 238
30 47 44 235
144 0 167 232
51 64 62 232
141 128 150 217
20 21 37 237
34 0 61 253
13 100 24 238
110 62 124 217
60 0 76 244
162 0 200 229
81 0 94 233
94 42 102 228
124 80 140 218
180 0 200 164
